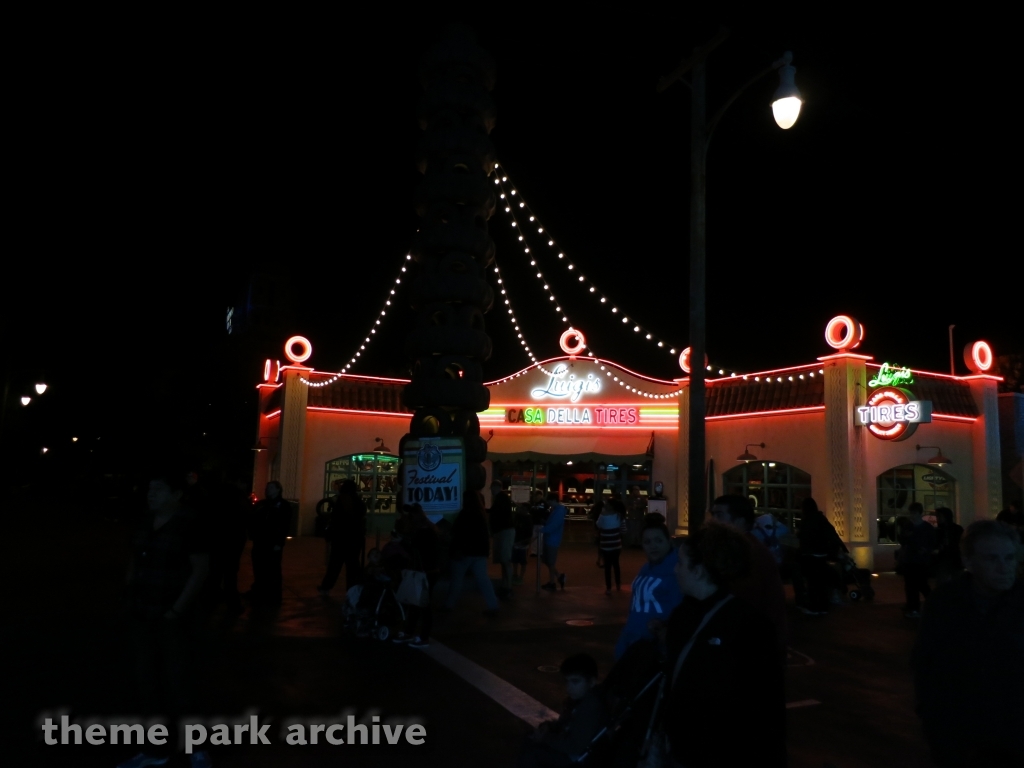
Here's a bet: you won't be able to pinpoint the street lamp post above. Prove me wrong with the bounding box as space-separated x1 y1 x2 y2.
658 29 802 530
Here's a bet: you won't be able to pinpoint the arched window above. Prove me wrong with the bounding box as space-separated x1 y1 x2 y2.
324 452 399 533
876 464 955 543
723 461 812 531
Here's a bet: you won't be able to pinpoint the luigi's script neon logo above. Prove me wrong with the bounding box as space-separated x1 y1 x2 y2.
868 362 914 388
531 364 601 402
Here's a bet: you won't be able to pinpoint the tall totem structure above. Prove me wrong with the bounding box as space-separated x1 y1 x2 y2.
401 28 496 500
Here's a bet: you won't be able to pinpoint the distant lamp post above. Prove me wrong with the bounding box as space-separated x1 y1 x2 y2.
771 52 802 129
20 396 31 406
737 443 765 463
917 445 952 467
41 447 48 454
72 437 79 442
35 383 48 395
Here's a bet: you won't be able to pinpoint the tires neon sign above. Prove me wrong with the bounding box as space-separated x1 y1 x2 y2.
854 386 932 441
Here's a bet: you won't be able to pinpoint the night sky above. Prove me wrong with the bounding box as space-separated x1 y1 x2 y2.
4 12 1020 479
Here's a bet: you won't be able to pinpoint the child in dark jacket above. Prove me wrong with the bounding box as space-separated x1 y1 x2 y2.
518 654 607 767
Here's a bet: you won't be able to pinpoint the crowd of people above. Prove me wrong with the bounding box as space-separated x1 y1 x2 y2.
116 465 1024 768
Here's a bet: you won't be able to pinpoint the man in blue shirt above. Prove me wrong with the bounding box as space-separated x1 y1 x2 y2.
541 493 568 591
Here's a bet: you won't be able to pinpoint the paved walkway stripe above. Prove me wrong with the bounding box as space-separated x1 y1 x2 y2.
785 699 821 709
422 641 560 728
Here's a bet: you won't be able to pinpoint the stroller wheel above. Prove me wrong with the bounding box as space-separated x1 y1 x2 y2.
849 589 861 601
377 625 390 641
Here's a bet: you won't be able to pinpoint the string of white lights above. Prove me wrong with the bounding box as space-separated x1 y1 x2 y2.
492 257 541 369
493 165 743 379
491 168 594 369
297 254 413 387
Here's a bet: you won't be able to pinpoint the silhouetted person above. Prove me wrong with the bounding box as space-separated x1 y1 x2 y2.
120 471 211 768
913 520 1024 767
247 480 290 605
659 522 786 767
444 492 500 616
797 497 846 615
625 485 646 547
711 494 788 653
489 481 515 599
899 502 936 618
596 497 626 594
932 507 963 584
540 492 568 591
318 479 367 596
396 504 440 648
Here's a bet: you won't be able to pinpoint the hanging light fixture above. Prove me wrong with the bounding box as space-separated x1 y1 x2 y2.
252 439 268 452
771 52 802 129
374 437 392 454
737 443 766 463
916 445 952 467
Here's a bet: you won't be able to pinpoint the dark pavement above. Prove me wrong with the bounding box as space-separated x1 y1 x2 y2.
8 504 935 767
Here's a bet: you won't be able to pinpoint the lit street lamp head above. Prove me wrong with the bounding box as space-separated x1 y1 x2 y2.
35 383 47 395
772 51 802 129
21 396 31 406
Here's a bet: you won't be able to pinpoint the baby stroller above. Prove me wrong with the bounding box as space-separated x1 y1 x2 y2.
343 574 407 641
837 553 875 601
574 640 664 767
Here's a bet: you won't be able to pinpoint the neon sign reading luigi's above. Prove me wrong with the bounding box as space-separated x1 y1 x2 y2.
869 362 914 388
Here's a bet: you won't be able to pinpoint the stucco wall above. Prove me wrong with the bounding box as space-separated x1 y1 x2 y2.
298 411 408 535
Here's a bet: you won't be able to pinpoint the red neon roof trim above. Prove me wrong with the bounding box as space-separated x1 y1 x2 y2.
264 409 282 419
705 406 826 421
307 406 410 418
483 356 680 388
278 364 315 372
256 383 282 390
931 413 978 423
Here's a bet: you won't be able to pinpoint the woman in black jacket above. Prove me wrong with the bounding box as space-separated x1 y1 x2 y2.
797 497 846 615
658 523 786 768
317 480 367 596
248 481 292 604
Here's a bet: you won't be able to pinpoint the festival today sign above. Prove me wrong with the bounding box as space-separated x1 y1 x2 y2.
401 437 464 512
